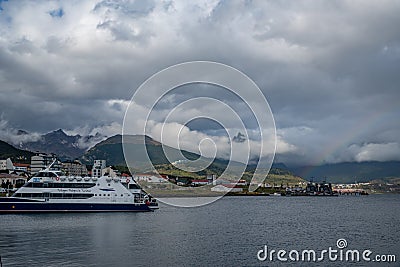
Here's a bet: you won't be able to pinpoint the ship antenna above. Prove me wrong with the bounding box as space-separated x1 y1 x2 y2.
44 159 57 171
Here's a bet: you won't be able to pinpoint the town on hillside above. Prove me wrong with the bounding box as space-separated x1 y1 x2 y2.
1 152 397 196
0 152 249 195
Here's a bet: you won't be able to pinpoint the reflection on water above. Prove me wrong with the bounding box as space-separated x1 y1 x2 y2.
0 195 399 266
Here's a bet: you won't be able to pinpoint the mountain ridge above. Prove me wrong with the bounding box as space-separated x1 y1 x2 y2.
81 134 202 167
13 129 106 160
1 128 399 183
290 161 400 183
0 140 34 164
20 129 84 159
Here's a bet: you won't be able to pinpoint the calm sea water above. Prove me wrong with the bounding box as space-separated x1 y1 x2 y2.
0 195 399 267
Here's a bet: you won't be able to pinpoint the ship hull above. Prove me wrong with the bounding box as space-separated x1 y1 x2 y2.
0 197 152 213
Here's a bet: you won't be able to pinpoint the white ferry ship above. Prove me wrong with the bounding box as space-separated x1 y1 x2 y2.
0 167 158 213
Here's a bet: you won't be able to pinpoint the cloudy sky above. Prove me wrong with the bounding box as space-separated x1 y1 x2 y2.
0 0 399 166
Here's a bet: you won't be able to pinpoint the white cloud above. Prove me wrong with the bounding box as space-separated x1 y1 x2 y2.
0 0 399 165
0 118 41 146
349 143 400 162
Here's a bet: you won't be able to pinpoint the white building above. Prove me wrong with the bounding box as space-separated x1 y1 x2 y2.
62 160 88 176
13 163 29 172
211 184 243 193
191 179 210 186
0 158 14 172
133 174 168 183
92 160 106 177
212 179 232 185
30 153 61 173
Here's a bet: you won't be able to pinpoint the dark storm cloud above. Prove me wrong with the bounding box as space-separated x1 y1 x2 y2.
0 0 399 165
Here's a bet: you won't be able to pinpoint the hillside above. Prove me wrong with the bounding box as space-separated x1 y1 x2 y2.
291 161 400 183
81 134 303 184
0 140 34 163
5 128 398 185
81 134 202 167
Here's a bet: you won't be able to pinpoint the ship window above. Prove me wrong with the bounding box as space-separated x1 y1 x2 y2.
18 193 43 198
43 183 96 188
69 183 96 188
121 194 123 196
36 172 58 177
107 194 110 197
26 183 44 188
14 192 95 199
49 193 94 199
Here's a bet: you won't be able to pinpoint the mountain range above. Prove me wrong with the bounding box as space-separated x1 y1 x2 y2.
0 129 399 183
16 129 105 160
81 134 203 167
81 134 255 180
290 161 400 183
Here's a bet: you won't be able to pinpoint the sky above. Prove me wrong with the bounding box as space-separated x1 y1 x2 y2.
0 0 399 166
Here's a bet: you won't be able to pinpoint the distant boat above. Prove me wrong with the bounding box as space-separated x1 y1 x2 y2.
0 168 157 213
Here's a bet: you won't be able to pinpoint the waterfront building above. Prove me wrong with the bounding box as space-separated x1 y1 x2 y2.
133 173 168 183
211 184 243 193
13 163 30 173
62 160 88 176
0 173 28 189
92 160 106 178
191 179 209 186
213 179 232 185
30 153 61 173
207 174 216 184
0 158 14 173
236 179 248 186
